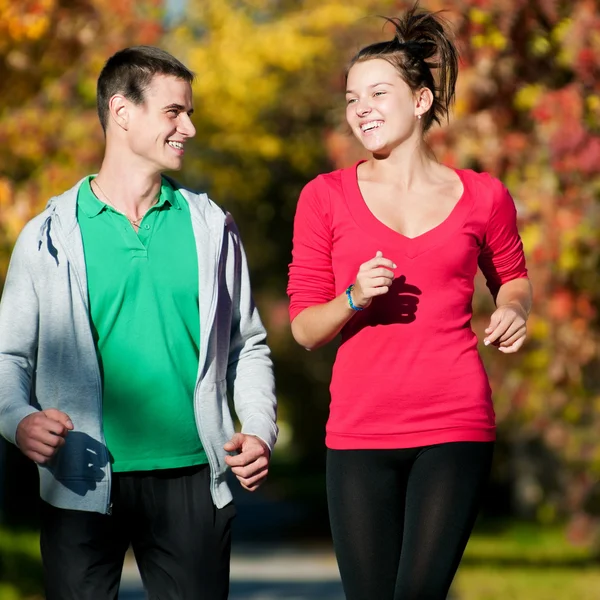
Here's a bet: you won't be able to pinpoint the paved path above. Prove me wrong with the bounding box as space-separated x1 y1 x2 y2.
116 483 458 599
119 543 461 599
118 543 345 600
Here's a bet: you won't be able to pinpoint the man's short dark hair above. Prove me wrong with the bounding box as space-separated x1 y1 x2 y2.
97 46 195 132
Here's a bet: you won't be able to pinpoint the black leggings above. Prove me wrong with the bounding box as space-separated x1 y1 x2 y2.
326 442 494 600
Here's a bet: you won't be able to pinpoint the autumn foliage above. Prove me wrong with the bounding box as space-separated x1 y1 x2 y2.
0 0 162 273
1 0 600 543
437 0 600 540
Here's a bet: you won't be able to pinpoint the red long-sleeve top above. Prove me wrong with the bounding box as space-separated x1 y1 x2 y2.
287 162 528 450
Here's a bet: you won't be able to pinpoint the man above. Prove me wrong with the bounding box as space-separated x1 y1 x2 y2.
0 46 277 599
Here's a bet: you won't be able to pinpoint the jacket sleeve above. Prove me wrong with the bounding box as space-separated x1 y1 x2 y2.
224 215 278 452
0 226 41 444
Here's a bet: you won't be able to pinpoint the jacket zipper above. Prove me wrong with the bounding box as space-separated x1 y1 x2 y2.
193 212 225 497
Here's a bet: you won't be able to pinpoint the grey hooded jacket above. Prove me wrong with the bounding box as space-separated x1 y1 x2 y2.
0 177 278 513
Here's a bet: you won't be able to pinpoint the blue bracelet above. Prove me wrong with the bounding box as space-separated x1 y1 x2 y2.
345 284 363 311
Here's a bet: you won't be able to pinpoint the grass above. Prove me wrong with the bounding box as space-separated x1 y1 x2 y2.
0 528 43 600
454 521 600 600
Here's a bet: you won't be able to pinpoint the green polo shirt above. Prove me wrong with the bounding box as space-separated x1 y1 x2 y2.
77 176 207 472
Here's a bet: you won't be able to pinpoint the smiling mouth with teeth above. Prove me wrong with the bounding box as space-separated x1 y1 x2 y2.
361 121 383 133
168 141 184 150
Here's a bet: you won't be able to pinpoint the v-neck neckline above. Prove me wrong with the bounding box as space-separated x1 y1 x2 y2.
341 160 474 259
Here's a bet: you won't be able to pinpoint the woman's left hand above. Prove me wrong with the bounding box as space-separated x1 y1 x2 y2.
483 303 528 353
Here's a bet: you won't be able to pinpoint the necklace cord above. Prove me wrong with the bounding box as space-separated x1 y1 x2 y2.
92 179 158 228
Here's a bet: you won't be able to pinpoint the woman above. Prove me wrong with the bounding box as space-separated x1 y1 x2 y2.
287 4 531 600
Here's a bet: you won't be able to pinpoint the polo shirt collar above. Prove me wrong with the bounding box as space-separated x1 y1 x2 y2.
159 177 181 210
77 176 106 218
78 176 181 219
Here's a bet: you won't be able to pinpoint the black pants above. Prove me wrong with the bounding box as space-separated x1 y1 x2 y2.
327 442 494 600
40 464 235 600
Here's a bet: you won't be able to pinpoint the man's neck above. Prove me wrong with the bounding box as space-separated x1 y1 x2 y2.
93 156 163 217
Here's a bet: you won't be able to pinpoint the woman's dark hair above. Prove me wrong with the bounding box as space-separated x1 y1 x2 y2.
347 3 458 132
97 46 195 133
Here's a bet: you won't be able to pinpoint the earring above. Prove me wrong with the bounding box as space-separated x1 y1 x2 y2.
417 114 422 120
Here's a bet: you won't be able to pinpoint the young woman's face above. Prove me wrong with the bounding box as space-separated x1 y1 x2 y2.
345 58 421 155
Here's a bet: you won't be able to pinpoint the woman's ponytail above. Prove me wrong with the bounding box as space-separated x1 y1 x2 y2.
347 3 459 131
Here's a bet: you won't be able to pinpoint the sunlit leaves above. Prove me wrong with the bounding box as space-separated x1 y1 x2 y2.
0 0 163 267
429 0 600 535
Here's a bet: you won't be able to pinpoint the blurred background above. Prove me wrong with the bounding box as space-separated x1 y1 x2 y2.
1 0 600 598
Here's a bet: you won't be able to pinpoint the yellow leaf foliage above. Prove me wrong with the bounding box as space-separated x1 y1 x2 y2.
0 0 163 260
166 0 386 207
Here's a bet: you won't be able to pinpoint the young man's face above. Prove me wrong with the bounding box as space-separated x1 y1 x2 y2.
126 74 196 173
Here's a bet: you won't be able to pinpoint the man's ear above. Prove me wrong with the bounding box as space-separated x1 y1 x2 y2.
414 87 434 118
108 94 129 131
